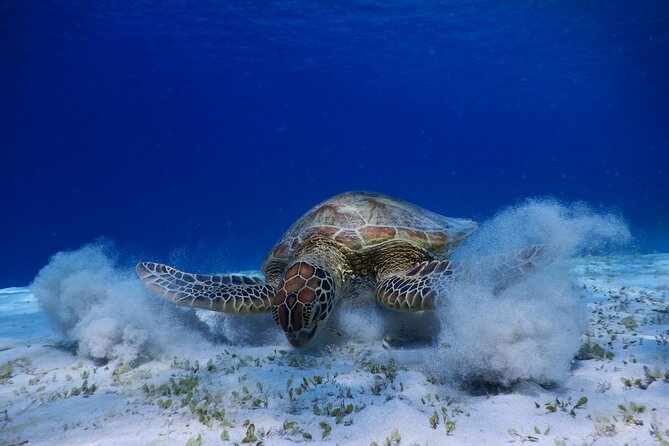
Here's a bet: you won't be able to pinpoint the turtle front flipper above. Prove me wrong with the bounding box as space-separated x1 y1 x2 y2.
136 262 275 314
375 260 458 312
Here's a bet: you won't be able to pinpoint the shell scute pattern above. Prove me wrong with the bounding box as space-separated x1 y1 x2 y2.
397 227 428 242
263 192 477 272
334 230 364 250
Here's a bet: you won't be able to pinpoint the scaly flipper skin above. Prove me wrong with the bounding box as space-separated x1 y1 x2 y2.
375 244 559 312
375 260 457 311
136 262 275 314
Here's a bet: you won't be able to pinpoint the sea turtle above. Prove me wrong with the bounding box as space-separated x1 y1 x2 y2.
136 191 554 347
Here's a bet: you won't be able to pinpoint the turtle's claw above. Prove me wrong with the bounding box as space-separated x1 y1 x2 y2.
382 334 407 349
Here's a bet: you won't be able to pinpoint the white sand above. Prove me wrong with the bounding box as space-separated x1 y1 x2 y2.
1 254 668 445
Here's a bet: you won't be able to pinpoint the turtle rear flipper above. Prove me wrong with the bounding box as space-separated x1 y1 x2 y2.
136 262 275 314
483 244 560 294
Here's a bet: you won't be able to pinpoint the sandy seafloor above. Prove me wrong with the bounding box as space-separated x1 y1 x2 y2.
1 255 668 446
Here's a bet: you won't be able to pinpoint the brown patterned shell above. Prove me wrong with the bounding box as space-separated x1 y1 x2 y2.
263 191 477 266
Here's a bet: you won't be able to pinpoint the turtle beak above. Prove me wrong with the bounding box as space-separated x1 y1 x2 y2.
285 326 317 348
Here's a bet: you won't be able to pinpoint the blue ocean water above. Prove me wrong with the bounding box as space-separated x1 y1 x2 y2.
1 1 668 287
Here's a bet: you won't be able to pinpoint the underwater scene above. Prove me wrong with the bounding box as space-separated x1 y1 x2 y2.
1 1 668 445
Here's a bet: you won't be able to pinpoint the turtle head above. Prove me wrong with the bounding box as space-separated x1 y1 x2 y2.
271 261 336 347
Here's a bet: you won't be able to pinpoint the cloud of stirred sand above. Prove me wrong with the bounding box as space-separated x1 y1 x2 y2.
428 198 631 385
31 198 630 384
31 243 214 363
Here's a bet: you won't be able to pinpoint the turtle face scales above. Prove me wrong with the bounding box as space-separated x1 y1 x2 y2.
271 261 337 347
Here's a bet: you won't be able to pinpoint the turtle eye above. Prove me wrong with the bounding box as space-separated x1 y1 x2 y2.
271 306 280 325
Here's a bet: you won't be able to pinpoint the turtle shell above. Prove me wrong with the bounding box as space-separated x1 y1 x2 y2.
264 191 477 267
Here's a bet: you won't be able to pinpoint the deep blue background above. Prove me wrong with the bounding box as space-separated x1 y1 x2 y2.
1 1 668 286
